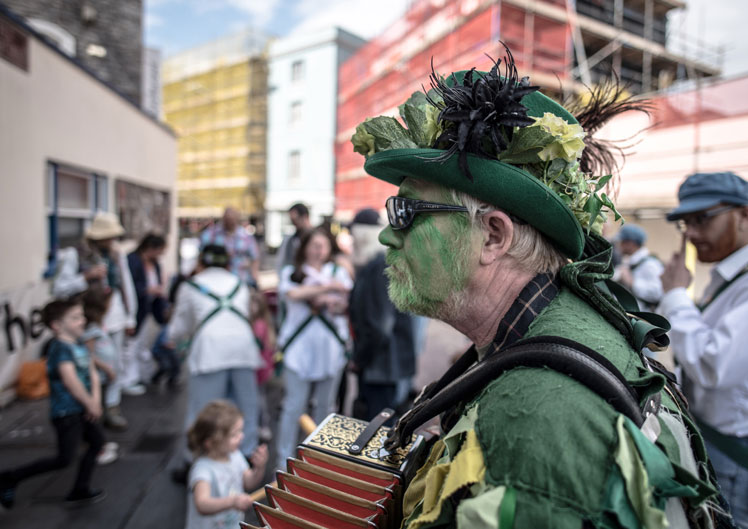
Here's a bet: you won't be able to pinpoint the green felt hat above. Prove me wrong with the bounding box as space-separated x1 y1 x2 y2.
363 70 586 259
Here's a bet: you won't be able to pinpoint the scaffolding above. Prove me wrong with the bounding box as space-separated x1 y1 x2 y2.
334 0 724 216
162 29 270 219
564 0 721 93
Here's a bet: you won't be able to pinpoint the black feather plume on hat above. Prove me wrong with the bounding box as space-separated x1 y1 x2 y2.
425 43 539 181
564 79 652 186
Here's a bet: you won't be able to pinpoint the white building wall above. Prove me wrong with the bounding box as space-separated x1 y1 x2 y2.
0 22 177 395
265 28 365 247
0 33 177 292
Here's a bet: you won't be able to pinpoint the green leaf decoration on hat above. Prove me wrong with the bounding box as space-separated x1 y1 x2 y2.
351 116 418 156
351 43 634 241
398 91 444 148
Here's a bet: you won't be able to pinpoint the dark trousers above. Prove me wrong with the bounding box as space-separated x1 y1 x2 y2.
354 380 398 425
151 345 180 384
8 413 105 494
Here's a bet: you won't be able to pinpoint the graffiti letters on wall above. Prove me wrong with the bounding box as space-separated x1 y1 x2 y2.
0 282 51 392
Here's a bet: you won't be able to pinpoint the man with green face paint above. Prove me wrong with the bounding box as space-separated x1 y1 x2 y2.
351 46 735 529
382 179 479 319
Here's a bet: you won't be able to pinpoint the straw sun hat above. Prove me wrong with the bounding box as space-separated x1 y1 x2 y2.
85 211 125 240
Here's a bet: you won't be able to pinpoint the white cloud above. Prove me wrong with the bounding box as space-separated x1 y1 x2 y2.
145 12 164 28
289 0 406 39
224 0 283 28
228 20 249 33
669 0 748 76
144 0 176 7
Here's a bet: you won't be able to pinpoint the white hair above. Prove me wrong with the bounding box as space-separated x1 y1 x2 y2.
351 224 384 267
451 190 568 274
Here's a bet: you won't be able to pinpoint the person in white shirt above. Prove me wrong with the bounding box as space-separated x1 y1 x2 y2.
659 171 748 528
168 245 264 478
613 224 664 311
275 227 352 470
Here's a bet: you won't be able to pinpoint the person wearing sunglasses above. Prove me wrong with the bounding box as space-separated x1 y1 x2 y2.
659 171 748 527
351 47 731 528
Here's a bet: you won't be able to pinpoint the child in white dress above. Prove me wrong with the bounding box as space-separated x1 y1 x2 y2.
185 400 267 529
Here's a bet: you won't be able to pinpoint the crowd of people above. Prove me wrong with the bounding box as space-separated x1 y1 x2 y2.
0 169 745 527
1 53 747 525
0 174 746 528
0 199 422 527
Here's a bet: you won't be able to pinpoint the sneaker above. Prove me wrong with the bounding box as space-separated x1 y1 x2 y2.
122 383 146 396
0 474 15 509
65 488 106 506
103 407 128 431
96 442 119 465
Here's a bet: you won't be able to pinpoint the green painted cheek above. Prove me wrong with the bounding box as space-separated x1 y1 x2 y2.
386 212 477 315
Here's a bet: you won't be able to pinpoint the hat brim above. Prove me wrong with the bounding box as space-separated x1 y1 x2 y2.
85 226 125 240
364 148 584 259
665 197 725 221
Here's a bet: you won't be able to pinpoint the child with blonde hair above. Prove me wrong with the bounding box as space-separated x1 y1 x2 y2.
186 400 267 529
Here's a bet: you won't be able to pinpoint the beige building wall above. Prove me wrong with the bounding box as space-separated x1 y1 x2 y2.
601 77 748 295
0 29 178 292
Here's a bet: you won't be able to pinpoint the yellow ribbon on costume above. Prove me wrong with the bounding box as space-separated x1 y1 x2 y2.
407 429 487 529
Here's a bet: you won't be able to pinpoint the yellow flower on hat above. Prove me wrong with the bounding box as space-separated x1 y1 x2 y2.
423 104 443 147
533 112 586 162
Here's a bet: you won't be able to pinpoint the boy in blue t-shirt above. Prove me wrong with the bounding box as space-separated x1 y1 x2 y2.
0 298 106 508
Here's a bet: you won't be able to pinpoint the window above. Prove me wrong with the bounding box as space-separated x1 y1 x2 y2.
291 60 304 82
116 180 171 241
288 151 301 182
45 163 108 275
289 101 303 126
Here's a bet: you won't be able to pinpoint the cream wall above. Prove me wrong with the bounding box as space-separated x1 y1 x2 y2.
0 32 177 292
599 89 748 296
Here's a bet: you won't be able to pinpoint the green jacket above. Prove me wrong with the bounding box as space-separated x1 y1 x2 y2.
401 287 717 529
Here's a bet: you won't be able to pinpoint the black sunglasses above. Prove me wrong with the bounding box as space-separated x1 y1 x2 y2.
675 205 737 233
386 196 469 230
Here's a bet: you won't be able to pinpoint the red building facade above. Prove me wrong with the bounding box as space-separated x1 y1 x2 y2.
335 0 571 217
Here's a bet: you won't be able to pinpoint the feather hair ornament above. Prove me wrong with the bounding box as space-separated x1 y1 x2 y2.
426 43 539 181
563 78 652 191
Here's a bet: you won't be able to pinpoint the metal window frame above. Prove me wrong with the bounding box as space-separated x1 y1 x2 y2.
45 161 109 277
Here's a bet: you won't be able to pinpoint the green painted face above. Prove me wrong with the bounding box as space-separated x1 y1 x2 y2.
379 178 482 317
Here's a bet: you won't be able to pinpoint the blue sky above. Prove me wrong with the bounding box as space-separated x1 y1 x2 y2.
145 0 747 76
144 0 406 57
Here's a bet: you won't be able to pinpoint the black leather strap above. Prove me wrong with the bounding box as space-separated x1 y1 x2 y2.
349 408 395 455
385 336 646 451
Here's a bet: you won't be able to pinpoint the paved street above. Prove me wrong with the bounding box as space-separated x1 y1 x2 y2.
0 382 189 529
0 319 469 529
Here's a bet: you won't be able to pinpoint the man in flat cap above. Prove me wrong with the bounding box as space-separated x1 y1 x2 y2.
352 47 732 528
660 171 748 528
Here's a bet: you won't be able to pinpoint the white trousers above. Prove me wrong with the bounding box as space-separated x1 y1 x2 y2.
120 316 161 388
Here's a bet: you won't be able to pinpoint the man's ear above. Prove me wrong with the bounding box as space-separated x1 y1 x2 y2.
737 205 748 231
479 211 514 265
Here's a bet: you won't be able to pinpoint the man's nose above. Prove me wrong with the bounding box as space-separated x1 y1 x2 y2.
379 225 404 249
